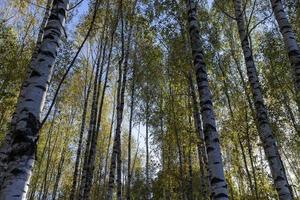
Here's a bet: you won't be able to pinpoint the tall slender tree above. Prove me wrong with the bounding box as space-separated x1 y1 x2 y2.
69 59 95 200
234 0 293 199
185 0 229 199
107 0 137 199
127 63 135 200
187 72 209 199
107 1 126 198
0 0 69 199
270 0 300 112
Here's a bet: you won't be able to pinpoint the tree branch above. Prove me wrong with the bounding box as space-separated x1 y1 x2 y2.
67 0 85 11
248 11 273 35
41 0 100 127
246 0 257 34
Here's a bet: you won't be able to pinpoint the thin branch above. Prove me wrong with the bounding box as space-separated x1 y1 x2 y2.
40 0 100 127
23 0 47 9
248 10 273 35
59 19 68 39
242 0 249 18
67 0 85 11
215 1 237 20
217 0 249 21
0 15 15 24
246 0 257 33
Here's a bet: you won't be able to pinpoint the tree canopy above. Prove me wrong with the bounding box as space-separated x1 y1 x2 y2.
0 0 300 199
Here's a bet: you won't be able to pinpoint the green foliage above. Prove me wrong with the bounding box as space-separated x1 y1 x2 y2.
0 22 30 140
1 0 300 199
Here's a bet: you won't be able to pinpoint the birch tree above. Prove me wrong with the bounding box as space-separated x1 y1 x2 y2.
185 0 229 199
234 0 293 199
270 0 300 113
0 0 69 199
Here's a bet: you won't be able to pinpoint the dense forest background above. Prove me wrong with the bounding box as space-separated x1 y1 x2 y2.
0 0 300 199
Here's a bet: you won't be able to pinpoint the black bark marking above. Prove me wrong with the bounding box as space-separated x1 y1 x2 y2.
275 176 285 182
57 8 66 16
35 85 46 91
30 70 41 78
48 14 60 21
202 100 212 106
281 24 292 30
39 49 55 58
207 146 214 153
214 193 229 199
38 58 46 62
211 177 224 184
44 27 61 36
8 113 40 161
213 138 219 143
204 123 217 132
11 168 24 176
43 34 55 40
20 108 29 113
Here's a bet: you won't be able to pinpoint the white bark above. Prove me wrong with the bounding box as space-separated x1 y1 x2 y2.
271 0 300 110
0 0 68 199
32 0 54 66
235 0 293 199
188 72 209 199
186 0 229 199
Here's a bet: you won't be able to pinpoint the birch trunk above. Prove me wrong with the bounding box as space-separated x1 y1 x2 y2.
83 36 111 199
107 63 123 200
117 6 126 199
103 84 116 189
101 13 118 193
31 0 54 66
107 1 136 197
51 146 65 200
102 46 117 199
78 46 103 200
103 95 116 185
188 116 194 200
187 72 209 199
270 0 300 111
185 0 229 199
69 63 94 200
40 122 62 200
245 110 259 199
80 51 105 200
107 14 125 200
216 57 258 198
168 79 185 199
234 0 293 199
28 105 58 200
21 0 54 88
0 0 68 199
77 0 103 196
145 102 151 200
127 66 135 200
